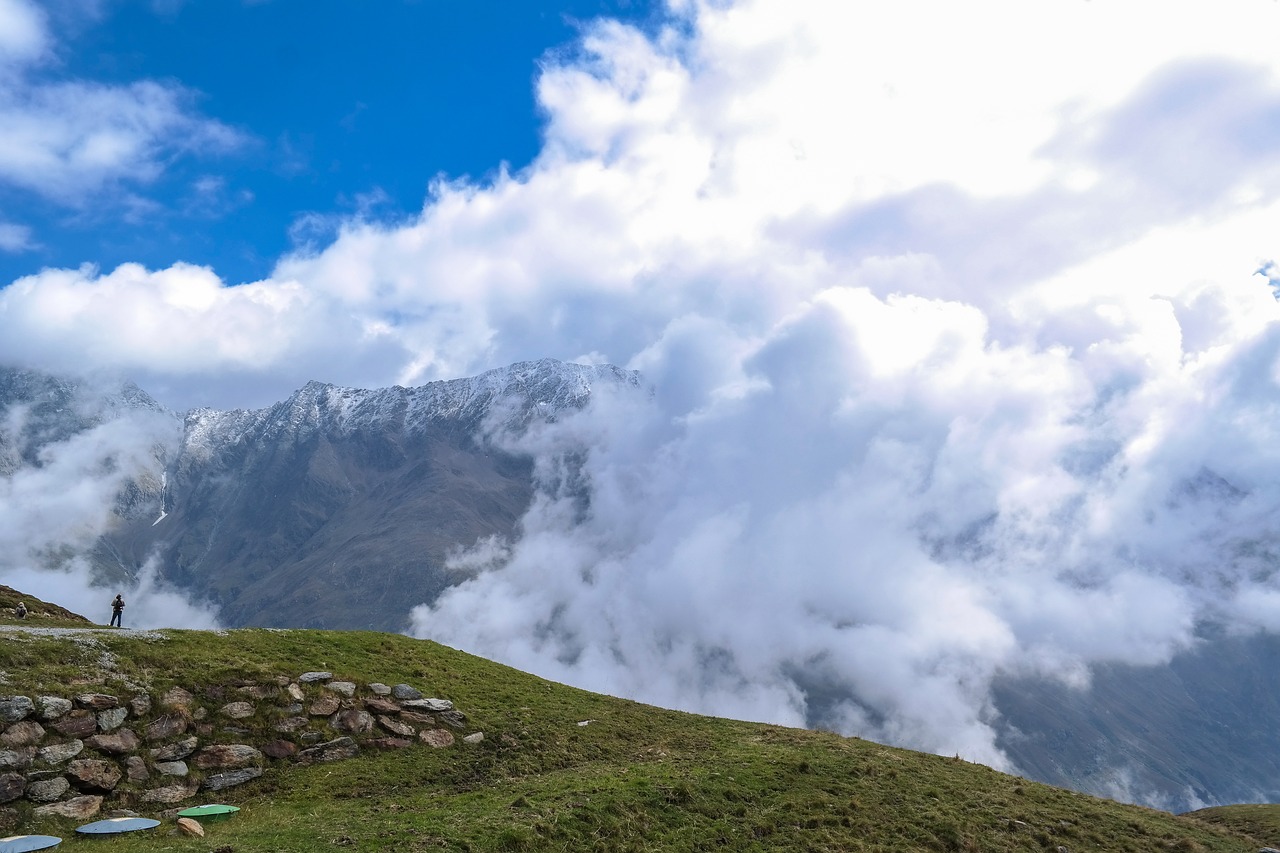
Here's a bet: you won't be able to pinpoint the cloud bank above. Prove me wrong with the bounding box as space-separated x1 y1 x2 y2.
6 0 1280 767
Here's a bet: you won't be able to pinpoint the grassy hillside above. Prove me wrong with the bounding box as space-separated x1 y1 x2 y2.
0 584 92 625
0 624 1275 852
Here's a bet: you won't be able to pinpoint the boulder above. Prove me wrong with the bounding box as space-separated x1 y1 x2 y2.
0 720 45 747
192 744 263 770
25 776 70 803
367 683 392 696
391 684 422 701
177 816 205 836
0 772 24 803
419 729 455 748
145 713 189 741
154 760 188 777
297 737 359 764
34 794 102 819
66 758 122 792
125 755 149 783
85 729 140 755
309 695 341 716
0 697 34 724
36 696 72 720
220 701 255 719
378 715 415 737
50 710 97 738
37 740 84 765
150 736 198 761
75 693 119 711
332 709 374 734
140 782 197 804
96 707 128 732
327 681 357 697
298 671 332 683
202 767 263 791
0 748 34 770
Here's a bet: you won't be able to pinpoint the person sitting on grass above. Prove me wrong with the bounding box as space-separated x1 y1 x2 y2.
14 601 26 619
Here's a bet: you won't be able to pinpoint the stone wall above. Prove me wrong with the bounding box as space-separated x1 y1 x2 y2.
0 671 482 824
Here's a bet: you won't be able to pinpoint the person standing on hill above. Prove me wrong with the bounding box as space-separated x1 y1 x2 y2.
110 594 125 628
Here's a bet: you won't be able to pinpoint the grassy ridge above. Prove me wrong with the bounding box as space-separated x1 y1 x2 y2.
0 627 1275 852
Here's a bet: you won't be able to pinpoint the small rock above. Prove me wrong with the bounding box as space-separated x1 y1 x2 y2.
140 783 197 804
391 684 422 701
327 681 357 697
0 748 35 770
0 772 24 803
274 715 309 733
155 760 188 777
36 696 72 721
126 755 149 783
367 683 391 696
50 710 97 738
85 728 140 754
97 707 128 732
34 794 102 819
463 732 485 744
297 736 359 764
193 707 208 721
377 715 415 737
161 687 195 709
237 684 278 700
75 693 119 711
0 720 45 747
419 729 455 748
192 744 263 771
0 697 34 724
145 713 189 741
66 758 122 792
364 697 400 714
298 671 332 683
439 709 468 729
150 736 199 761
37 740 83 764
202 767 263 791
220 701 256 719
129 694 152 716
177 816 205 836
366 737 413 750
309 695 341 716
399 710 435 726
331 709 374 734
402 698 454 713
24 776 70 803
261 739 297 760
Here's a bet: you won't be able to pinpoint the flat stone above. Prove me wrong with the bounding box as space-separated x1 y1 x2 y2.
419 729 455 748
297 736 359 764
331 709 374 734
125 755 149 783
400 710 435 726
0 748 34 770
97 707 128 732
391 684 422 701
85 729 140 755
273 715 309 733
0 772 23 803
129 694 152 716
75 693 119 711
439 709 468 729
298 671 332 683
261 739 297 760
327 681 357 697
145 713 189 741
161 687 195 709
364 697 400 714
177 816 205 836
140 783 197 804
50 710 97 738
34 794 102 819
150 736 198 761
220 701 255 719
192 744 263 771
309 695 341 716
201 767 263 791
36 696 72 720
377 715 415 737
25 776 70 803
37 740 84 765
286 683 305 701
366 737 413 750
0 720 45 747
463 732 485 744
66 758 122 792
367 683 391 696
402 698 454 712
154 760 188 777
0 697 34 724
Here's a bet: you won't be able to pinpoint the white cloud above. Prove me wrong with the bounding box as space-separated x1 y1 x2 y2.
0 221 35 252
7 0 1280 773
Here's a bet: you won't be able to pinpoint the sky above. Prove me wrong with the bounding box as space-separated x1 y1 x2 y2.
6 0 1280 800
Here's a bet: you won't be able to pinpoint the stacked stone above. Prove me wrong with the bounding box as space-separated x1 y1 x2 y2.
0 673 479 824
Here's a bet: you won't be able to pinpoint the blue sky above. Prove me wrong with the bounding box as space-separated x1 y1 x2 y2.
1 0 656 285
8 0 1280 779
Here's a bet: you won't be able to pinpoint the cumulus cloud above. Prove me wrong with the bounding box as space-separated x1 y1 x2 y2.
6 0 1280 772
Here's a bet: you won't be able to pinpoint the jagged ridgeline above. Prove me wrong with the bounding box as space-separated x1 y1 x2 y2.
0 360 641 631
0 603 1275 851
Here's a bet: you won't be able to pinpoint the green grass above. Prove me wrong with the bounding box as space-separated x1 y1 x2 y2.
0 627 1270 852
